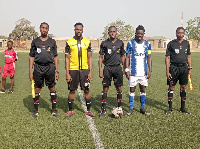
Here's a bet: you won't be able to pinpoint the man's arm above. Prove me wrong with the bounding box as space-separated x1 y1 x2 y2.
65 42 72 83
87 52 93 81
54 55 59 81
147 54 152 79
125 53 130 79
187 55 192 77
121 55 125 76
29 57 35 81
99 55 104 78
165 56 171 81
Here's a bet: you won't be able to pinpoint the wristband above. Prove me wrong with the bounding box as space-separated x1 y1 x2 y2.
55 71 59 74
188 67 192 70
125 68 130 72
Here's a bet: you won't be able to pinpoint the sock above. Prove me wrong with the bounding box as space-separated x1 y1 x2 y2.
34 93 40 112
140 92 146 109
168 90 173 110
180 90 186 109
101 92 107 111
86 99 91 111
117 92 122 107
129 92 135 109
50 92 57 110
68 99 74 111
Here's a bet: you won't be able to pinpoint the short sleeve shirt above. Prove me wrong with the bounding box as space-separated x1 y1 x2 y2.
5 49 18 64
29 37 57 64
99 39 125 66
166 39 190 64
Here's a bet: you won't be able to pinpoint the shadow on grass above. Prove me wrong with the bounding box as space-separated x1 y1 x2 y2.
23 95 52 113
123 94 169 113
91 94 129 118
56 96 85 114
5 83 11 90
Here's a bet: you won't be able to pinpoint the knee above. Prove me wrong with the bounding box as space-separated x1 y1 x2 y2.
116 86 122 92
140 87 146 93
70 90 75 94
2 77 6 80
130 87 135 93
180 86 186 90
84 89 90 94
169 86 175 91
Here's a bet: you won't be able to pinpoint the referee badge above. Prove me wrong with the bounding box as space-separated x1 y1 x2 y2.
37 48 41 53
108 49 112 54
175 49 179 54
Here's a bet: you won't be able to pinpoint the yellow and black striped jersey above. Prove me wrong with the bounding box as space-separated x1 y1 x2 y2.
65 37 92 70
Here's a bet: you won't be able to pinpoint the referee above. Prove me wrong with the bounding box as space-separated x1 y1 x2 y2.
29 22 60 118
99 26 125 117
65 22 95 118
165 27 192 115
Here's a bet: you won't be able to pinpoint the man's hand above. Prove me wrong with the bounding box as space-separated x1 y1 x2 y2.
166 72 172 81
55 72 59 82
66 73 72 83
126 72 130 79
146 71 151 79
123 69 125 76
99 72 104 78
188 69 192 78
88 72 93 82
29 73 34 81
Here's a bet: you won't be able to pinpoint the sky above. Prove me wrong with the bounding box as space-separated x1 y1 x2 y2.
0 0 199 39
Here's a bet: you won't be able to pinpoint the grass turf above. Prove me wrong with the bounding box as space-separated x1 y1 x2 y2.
0 52 199 148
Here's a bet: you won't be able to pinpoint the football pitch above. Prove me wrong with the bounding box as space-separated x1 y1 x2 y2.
0 52 200 149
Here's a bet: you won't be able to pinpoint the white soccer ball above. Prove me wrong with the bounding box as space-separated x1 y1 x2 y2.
112 107 123 118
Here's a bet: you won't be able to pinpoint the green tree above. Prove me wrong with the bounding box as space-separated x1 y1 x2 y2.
185 17 200 48
9 18 38 40
102 19 135 40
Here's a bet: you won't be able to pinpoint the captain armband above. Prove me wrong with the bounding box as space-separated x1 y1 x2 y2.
147 50 151 54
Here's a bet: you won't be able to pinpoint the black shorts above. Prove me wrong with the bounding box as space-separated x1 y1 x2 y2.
103 65 123 87
68 69 90 91
34 63 55 88
167 64 188 86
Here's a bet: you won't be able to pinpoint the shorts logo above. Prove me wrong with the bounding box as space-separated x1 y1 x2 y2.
117 48 120 53
180 46 182 49
37 48 41 53
185 49 187 53
78 44 81 48
175 49 179 54
108 49 112 54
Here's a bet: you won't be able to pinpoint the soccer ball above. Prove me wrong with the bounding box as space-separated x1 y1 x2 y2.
112 107 123 118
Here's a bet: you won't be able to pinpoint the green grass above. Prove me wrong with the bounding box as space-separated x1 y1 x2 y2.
0 52 200 148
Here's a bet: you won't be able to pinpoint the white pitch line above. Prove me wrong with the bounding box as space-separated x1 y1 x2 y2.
77 86 104 149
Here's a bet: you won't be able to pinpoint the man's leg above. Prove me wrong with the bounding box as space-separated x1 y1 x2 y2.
116 86 122 108
0 77 6 93
166 86 175 115
30 87 41 118
99 86 109 117
85 89 95 117
126 86 136 115
49 85 60 117
139 84 150 115
180 85 190 114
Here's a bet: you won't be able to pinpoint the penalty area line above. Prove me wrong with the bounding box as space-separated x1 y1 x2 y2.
77 86 104 149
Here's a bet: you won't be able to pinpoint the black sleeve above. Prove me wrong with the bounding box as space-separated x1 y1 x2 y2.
29 40 36 57
87 42 92 52
65 42 70 54
120 41 125 55
166 41 171 57
99 41 105 55
187 41 191 55
53 40 58 56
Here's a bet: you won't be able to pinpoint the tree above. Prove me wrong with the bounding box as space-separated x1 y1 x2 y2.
185 17 200 48
9 18 38 40
102 19 135 40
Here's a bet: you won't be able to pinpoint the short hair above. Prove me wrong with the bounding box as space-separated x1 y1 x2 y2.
74 22 84 27
40 22 49 28
176 27 185 32
136 25 145 32
7 40 13 44
108 26 117 32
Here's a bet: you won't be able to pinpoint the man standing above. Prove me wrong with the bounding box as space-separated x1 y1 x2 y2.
29 22 60 118
165 27 192 115
65 23 95 118
99 26 125 117
125 25 152 116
